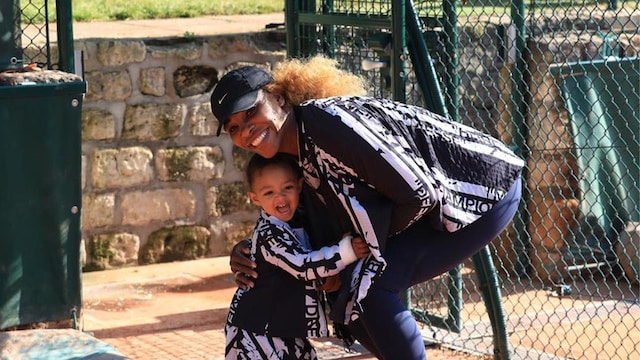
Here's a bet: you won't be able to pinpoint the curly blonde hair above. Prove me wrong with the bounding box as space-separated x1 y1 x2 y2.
264 56 368 106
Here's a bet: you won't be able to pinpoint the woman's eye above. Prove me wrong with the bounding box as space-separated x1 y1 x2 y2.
227 125 238 134
246 106 257 118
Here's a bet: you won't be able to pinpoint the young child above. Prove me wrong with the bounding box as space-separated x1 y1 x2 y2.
224 153 370 360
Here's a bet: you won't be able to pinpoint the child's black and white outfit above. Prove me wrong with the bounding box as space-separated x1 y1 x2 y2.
224 210 359 360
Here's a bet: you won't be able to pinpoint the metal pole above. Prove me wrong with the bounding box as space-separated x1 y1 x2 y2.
391 0 406 103
441 0 459 122
284 0 299 57
56 0 75 72
405 0 448 117
472 248 512 360
511 0 532 279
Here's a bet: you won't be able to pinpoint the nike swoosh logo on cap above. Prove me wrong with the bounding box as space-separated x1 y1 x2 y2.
218 93 228 105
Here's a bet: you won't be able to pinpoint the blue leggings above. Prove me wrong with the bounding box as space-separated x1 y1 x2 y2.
348 179 522 359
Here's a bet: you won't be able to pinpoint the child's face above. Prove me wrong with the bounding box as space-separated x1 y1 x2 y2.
248 164 303 222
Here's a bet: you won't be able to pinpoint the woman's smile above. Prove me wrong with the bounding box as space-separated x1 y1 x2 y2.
250 129 268 148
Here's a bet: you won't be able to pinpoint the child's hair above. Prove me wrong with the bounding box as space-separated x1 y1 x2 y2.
246 153 302 189
264 55 368 106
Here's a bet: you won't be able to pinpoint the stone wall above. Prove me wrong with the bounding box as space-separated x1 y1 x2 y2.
76 30 286 270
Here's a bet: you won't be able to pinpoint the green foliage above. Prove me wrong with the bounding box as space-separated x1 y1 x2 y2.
21 0 284 23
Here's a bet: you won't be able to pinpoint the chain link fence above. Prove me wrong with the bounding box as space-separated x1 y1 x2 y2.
2 0 75 72
286 1 639 359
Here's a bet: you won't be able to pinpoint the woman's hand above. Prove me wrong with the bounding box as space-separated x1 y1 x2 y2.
351 236 370 259
319 275 341 292
230 240 258 289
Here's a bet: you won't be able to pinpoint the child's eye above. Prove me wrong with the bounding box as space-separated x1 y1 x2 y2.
263 190 274 196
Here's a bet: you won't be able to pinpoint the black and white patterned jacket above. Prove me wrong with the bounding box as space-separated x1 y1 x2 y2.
293 96 525 323
226 210 358 338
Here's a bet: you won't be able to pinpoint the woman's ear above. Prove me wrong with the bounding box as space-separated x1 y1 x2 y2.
276 93 286 107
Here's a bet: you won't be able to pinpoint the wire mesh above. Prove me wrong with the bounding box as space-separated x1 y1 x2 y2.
10 0 74 71
289 1 640 359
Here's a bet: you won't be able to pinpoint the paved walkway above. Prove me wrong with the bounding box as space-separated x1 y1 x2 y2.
82 257 378 359
34 13 286 42
81 256 481 360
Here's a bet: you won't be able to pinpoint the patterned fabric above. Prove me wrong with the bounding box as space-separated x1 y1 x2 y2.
225 323 317 360
225 211 357 357
295 96 525 323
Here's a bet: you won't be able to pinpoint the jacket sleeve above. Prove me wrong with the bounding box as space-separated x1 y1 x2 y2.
257 224 358 281
299 104 438 244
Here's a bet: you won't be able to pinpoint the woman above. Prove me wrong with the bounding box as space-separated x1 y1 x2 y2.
211 56 524 359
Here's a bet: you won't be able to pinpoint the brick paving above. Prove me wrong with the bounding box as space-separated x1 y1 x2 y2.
81 257 481 360
81 257 375 360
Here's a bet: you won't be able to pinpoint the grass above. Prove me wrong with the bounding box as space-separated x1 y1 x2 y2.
21 0 284 23
21 0 638 23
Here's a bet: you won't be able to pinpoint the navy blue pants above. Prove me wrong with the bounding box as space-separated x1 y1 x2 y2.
348 179 522 359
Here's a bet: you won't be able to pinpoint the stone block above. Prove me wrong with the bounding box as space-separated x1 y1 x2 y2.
173 65 218 98
209 220 256 257
91 147 154 189
121 189 196 226
82 193 115 229
82 108 116 140
214 182 254 216
188 102 217 136
140 67 166 97
139 225 210 264
232 146 253 172
122 103 184 140
85 233 140 271
84 70 133 101
96 40 146 67
148 40 202 60
156 146 224 182
207 36 257 58
82 155 87 190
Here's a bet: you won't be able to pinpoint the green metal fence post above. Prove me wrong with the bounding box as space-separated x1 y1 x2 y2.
472 248 512 360
510 0 532 279
285 1 303 58
392 0 407 103
406 0 448 116
441 0 458 122
56 0 75 72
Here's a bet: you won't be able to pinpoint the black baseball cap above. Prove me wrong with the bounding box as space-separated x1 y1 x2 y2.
210 66 274 136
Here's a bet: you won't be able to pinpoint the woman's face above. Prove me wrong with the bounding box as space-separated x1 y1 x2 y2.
224 90 289 159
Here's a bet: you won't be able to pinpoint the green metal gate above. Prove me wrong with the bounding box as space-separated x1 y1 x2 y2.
0 0 86 330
